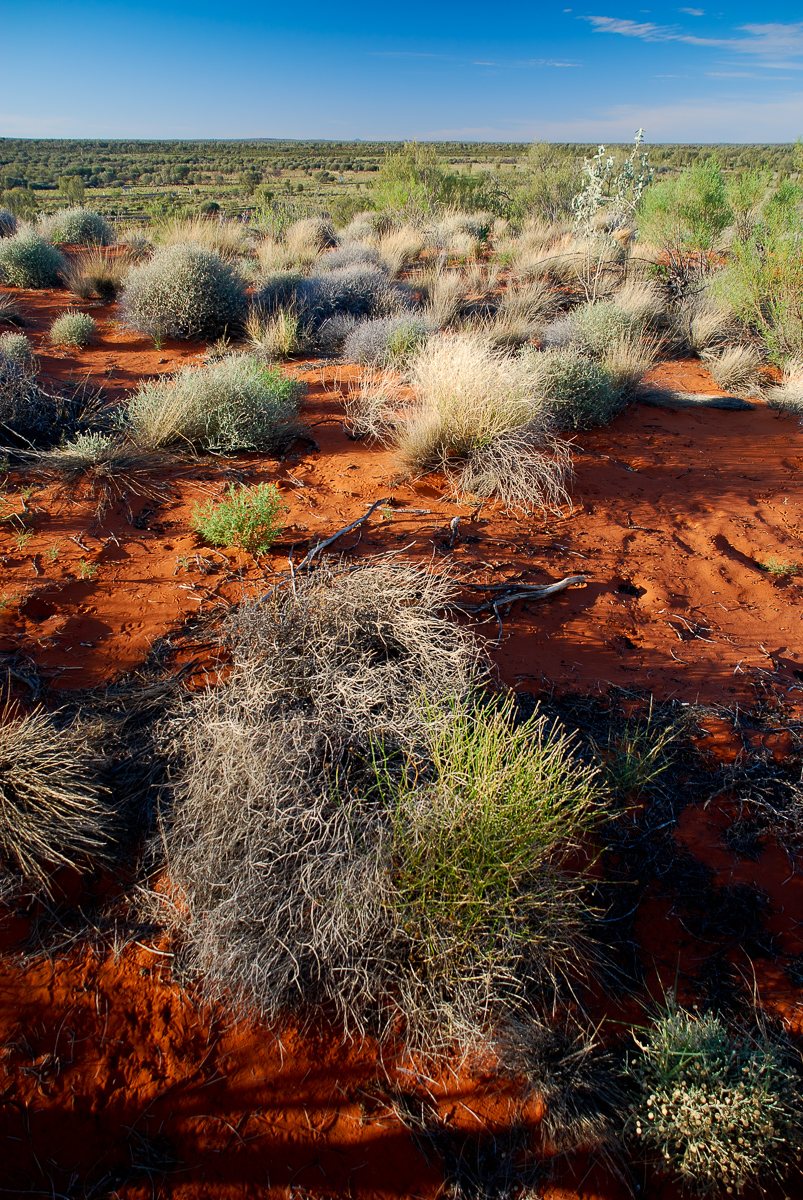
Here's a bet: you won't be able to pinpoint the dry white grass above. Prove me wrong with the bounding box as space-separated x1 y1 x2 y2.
488 278 559 347
377 226 424 276
703 344 764 397
612 280 667 325
766 359 803 412
286 216 336 257
396 332 570 511
416 264 469 328
602 331 660 395
155 215 253 259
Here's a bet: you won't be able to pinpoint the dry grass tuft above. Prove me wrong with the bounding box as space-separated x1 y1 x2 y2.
155 215 253 259
396 332 570 511
702 344 764 397
487 278 559 347
602 331 660 395
0 706 116 894
245 305 304 358
766 359 803 412
64 247 132 303
377 227 424 276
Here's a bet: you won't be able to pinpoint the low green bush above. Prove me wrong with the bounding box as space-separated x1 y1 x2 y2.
638 160 732 254
39 207 115 246
49 310 96 349
125 353 304 452
121 242 248 341
0 228 65 289
525 346 623 429
0 331 36 373
629 1003 801 1194
192 482 285 554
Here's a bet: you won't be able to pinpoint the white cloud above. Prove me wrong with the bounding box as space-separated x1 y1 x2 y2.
679 7 705 14
583 15 803 66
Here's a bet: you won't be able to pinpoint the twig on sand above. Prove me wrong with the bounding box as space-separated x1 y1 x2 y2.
296 498 389 571
457 575 587 647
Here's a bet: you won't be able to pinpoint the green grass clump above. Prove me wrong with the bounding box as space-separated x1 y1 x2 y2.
759 556 800 579
629 1003 801 1194
192 482 284 554
0 228 65 289
125 354 304 453
526 346 622 429
379 692 601 1018
40 207 115 247
121 242 248 341
48 309 96 349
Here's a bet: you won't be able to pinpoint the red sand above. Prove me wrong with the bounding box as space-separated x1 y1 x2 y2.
2 281 803 1198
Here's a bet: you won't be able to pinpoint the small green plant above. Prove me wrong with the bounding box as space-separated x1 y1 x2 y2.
525 345 623 430
0 331 36 374
759 556 800 579
14 527 33 552
45 543 60 563
192 482 285 554
0 228 66 289
628 1000 801 1194
76 559 97 580
48 310 96 349
592 705 675 797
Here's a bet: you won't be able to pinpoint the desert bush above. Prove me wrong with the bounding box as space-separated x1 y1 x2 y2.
121 243 248 341
0 228 66 289
673 293 734 353
192 482 284 554
725 168 773 242
397 332 570 511
125 353 303 452
0 209 17 238
343 314 429 366
49 309 96 349
0 707 116 894
245 305 303 358
117 227 152 260
317 243 383 272
413 264 469 329
253 271 304 314
612 279 667 324
524 346 623 430
39 206 115 247
638 161 731 253
155 563 600 1053
0 331 36 373
0 297 24 326
702 344 764 397
313 312 360 355
628 1003 801 1194
766 359 803 412
296 264 412 331
0 347 55 444
65 247 131 302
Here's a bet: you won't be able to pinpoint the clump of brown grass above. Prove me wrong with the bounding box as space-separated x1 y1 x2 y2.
602 331 660 395
377 226 424 277
413 264 469 329
245 305 304 358
766 359 803 412
487 278 559 347
0 706 116 894
155 215 253 259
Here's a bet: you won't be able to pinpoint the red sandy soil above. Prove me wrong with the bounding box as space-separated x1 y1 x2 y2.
1 281 803 1198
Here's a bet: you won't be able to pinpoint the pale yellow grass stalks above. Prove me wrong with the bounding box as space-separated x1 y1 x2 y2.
602 332 660 394
489 278 559 347
246 306 303 359
343 367 405 439
255 237 303 273
156 215 252 259
377 227 424 276
612 280 667 325
766 360 803 412
285 217 336 258
417 266 469 328
703 344 764 397
684 297 735 353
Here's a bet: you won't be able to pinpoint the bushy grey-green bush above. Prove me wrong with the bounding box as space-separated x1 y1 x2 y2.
121 243 248 341
0 229 65 289
541 300 640 355
525 345 623 429
0 209 17 238
297 264 412 328
253 271 304 313
317 243 383 272
40 207 115 247
125 353 304 452
0 346 53 444
0 331 36 373
344 314 429 365
49 310 96 349
629 1005 801 1195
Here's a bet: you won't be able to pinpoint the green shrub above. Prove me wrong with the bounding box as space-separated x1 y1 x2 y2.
629 1004 801 1194
39 206 115 247
121 242 248 341
525 346 623 429
0 331 36 373
49 309 96 349
344 315 429 365
0 228 65 289
125 353 304 452
638 160 732 253
192 482 285 554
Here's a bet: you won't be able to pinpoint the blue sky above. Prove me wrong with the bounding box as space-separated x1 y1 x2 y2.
1 1 802 142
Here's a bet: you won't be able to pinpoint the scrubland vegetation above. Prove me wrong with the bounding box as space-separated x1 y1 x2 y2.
1 133 803 1198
